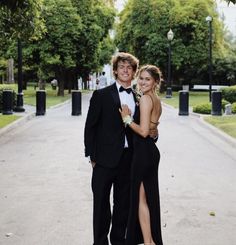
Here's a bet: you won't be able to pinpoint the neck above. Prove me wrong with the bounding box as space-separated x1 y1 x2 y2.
117 79 131 88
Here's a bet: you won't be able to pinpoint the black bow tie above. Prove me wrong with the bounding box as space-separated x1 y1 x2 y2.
119 86 132 94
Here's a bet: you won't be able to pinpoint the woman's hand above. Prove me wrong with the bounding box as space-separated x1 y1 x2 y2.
119 104 131 119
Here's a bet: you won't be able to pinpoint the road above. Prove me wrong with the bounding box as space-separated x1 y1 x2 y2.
0 92 236 245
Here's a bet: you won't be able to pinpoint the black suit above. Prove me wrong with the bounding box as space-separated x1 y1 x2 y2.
84 83 135 245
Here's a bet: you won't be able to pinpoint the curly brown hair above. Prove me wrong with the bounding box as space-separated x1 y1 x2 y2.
112 52 139 79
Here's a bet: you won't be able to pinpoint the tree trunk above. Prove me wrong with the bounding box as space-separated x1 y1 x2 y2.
38 79 46 90
57 67 65 96
6 58 14 84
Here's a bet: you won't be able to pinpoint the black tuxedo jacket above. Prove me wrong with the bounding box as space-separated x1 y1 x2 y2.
84 83 135 168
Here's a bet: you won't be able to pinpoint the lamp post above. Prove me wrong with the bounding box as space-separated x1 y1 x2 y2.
206 16 213 102
166 28 174 98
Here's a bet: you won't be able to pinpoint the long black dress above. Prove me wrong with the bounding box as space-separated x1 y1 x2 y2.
125 106 163 245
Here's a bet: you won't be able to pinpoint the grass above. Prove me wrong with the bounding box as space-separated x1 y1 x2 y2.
0 83 71 108
23 85 71 108
160 91 209 108
0 114 21 129
204 115 236 139
0 83 71 129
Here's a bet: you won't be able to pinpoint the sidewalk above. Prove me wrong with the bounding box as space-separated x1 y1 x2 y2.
0 92 236 245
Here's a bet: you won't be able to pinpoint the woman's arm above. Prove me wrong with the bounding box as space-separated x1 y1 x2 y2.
120 95 153 138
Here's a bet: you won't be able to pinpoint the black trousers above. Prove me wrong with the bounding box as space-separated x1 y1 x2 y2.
92 148 132 245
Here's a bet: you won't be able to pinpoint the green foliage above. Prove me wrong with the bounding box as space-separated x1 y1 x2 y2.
193 102 211 114
192 98 232 114
115 0 232 86
98 36 116 69
0 0 45 40
213 56 236 86
232 102 236 113
72 0 116 78
220 85 236 103
0 0 116 94
39 0 82 69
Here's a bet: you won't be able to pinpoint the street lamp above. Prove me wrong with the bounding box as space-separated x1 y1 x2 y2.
206 16 213 102
166 28 174 98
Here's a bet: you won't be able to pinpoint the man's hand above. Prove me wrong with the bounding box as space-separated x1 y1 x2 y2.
149 127 159 140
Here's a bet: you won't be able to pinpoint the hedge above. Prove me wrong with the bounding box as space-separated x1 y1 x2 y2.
193 102 211 114
220 85 236 103
232 102 236 114
193 100 230 114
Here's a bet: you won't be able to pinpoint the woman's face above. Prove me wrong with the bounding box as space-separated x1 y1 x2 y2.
138 70 156 94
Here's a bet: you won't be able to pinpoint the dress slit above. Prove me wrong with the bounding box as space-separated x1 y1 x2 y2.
125 106 163 245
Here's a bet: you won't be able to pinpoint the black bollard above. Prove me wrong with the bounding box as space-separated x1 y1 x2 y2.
36 90 46 116
211 91 222 116
179 90 189 116
72 90 81 116
166 87 172 98
2 90 13 115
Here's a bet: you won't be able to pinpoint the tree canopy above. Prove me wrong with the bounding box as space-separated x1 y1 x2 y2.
115 0 234 86
0 0 116 94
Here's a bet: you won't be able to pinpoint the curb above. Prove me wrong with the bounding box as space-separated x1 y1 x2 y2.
162 101 236 148
0 99 72 137
0 111 35 137
197 114 236 148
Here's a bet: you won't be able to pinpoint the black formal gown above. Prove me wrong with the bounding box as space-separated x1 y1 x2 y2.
125 106 163 245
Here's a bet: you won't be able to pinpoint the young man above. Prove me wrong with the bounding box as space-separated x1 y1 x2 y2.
84 52 157 245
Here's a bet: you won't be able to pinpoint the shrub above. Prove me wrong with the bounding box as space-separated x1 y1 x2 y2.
193 102 211 114
220 85 236 103
232 102 236 114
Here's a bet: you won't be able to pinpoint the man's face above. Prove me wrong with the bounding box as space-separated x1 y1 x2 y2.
115 60 135 87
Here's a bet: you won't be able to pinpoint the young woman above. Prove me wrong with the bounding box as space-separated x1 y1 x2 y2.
120 65 163 245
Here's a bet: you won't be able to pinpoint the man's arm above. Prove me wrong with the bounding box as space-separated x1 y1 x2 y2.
84 90 102 162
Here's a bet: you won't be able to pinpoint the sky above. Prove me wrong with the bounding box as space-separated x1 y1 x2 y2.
217 0 236 36
115 0 236 37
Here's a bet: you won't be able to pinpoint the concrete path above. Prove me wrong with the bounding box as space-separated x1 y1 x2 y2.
0 92 236 245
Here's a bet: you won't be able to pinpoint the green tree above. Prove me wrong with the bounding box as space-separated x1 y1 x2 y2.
0 0 45 88
36 0 82 96
115 0 232 86
1 0 116 94
71 0 116 88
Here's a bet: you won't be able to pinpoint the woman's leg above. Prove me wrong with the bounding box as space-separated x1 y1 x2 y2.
138 182 155 245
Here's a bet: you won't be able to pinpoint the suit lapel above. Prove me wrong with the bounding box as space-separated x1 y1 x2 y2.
110 83 121 108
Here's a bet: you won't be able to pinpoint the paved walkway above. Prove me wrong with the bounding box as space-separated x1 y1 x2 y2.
0 92 236 245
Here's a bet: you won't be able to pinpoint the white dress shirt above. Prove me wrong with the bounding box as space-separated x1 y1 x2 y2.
116 82 135 147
